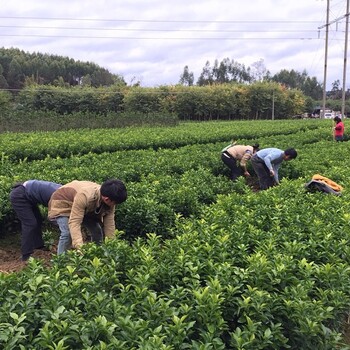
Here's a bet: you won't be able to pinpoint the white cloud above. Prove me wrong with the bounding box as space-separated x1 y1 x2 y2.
1 0 349 89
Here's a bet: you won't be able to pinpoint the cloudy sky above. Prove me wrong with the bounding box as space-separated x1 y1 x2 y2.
1 0 349 89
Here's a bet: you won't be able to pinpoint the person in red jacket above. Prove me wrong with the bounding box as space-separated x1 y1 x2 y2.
333 116 344 141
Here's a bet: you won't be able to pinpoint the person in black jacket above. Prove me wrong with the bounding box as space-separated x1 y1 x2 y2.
10 180 62 261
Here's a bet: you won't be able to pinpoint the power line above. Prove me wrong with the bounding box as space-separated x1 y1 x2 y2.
1 14 339 41
0 16 322 24
0 12 344 88
0 25 320 34
318 11 350 28
0 34 321 40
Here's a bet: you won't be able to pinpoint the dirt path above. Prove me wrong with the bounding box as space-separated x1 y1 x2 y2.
0 232 54 273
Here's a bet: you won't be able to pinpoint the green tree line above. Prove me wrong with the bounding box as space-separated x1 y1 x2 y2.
1 47 349 130
179 58 324 100
0 82 306 126
0 47 126 90
0 47 335 102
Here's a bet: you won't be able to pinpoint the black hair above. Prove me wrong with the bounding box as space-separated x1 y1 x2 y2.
100 179 127 204
252 143 260 151
334 116 341 123
284 148 298 159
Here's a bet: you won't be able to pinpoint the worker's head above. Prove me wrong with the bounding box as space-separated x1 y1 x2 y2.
100 179 127 206
334 116 341 124
252 144 260 153
283 148 298 161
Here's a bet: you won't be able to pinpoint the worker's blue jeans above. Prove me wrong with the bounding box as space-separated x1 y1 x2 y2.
56 216 104 254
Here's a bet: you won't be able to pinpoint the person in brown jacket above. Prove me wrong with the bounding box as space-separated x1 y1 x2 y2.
48 179 127 254
221 143 259 181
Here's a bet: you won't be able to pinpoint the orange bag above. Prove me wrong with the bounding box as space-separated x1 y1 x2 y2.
311 174 343 192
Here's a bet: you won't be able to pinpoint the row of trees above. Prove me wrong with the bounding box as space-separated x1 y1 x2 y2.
0 47 126 90
0 47 333 102
0 82 306 121
179 58 324 100
1 47 348 121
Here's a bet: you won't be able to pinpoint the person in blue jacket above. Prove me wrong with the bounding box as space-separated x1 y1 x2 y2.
251 148 297 190
10 180 62 261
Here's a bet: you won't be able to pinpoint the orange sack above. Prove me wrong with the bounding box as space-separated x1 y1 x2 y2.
311 174 343 192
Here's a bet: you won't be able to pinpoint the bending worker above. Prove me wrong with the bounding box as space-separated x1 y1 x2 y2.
251 147 298 190
10 179 62 261
48 179 127 254
221 143 259 181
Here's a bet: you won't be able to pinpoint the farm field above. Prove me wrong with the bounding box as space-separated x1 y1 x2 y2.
1 119 350 349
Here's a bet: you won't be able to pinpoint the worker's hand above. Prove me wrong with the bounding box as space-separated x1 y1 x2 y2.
270 169 275 177
76 248 83 255
244 171 250 177
74 249 84 257
72 245 83 255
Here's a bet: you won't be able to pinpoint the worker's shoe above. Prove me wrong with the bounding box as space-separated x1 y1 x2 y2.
21 253 31 261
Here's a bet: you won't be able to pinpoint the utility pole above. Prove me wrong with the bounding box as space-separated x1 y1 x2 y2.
319 0 350 119
342 0 349 118
322 0 330 119
272 91 275 120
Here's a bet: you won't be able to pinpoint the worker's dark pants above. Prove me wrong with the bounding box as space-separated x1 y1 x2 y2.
221 152 241 180
10 185 45 258
251 155 274 190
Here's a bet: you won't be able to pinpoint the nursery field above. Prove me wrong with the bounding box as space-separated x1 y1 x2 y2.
1 119 350 349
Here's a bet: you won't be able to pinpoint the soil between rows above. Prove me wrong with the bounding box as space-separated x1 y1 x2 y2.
0 232 54 273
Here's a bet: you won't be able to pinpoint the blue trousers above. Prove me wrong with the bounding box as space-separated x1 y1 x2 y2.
57 216 104 254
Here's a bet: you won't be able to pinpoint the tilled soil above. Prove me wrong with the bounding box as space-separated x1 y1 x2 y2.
0 233 55 274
